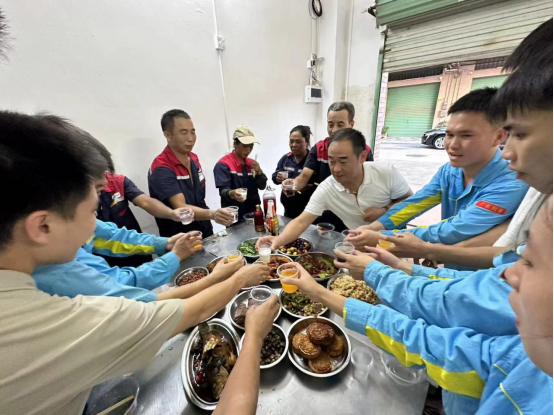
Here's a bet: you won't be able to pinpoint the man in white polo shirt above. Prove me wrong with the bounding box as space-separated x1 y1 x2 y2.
257 128 412 250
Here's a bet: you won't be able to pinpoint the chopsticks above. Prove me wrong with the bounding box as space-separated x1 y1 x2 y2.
96 395 135 415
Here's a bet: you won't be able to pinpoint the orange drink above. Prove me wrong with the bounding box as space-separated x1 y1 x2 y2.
225 251 243 263
378 239 395 249
277 264 299 293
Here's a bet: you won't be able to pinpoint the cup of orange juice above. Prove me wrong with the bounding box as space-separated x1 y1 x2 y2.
378 233 395 249
193 231 203 249
225 251 243 263
277 263 299 293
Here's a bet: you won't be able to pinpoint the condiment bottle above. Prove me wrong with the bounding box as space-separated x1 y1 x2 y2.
266 200 275 235
254 205 265 232
263 186 277 218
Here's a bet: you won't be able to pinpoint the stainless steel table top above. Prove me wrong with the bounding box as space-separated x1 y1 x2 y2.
134 217 429 414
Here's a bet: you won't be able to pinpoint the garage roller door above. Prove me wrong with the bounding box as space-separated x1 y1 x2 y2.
385 83 440 137
470 76 509 91
383 0 553 73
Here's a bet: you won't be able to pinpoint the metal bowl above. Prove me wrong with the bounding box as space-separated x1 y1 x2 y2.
236 237 260 261
286 316 352 378
240 324 289 369
326 273 379 305
227 290 281 332
206 256 249 291
256 254 292 282
173 267 209 286
296 252 340 282
276 237 313 259
279 289 328 319
181 319 241 411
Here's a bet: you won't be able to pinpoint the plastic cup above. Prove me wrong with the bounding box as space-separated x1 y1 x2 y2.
317 223 335 237
281 171 289 179
258 243 272 262
84 375 139 415
225 250 243 263
378 233 395 249
283 181 296 197
193 231 203 249
351 348 374 381
341 229 351 239
236 188 248 202
249 285 274 306
179 207 194 225
277 263 299 293
227 206 239 224
244 212 255 225
335 242 354 263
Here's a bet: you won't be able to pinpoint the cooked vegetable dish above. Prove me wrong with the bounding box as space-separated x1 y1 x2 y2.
330 275 377 304
238 239 258 256
298 254 337 279
282 291 326 316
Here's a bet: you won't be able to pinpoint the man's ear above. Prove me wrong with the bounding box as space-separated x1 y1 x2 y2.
23 211 52 245
163 131 171 142
359 150 368 163
493 128 507 147
350 121 355 129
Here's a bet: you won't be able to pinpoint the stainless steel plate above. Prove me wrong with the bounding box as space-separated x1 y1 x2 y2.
181 319 241 411
227 290 281 331
276 237 313 259
236 237 260 261
296 251 340 282
240 324 289 369
279 289 328 319
173 267 209 286
206 255 249 290
286 316 351 378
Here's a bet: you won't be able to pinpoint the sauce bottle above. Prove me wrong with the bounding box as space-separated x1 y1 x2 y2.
254 205 265 232
263 186 277 218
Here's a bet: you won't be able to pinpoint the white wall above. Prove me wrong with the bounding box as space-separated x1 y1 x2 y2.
0 0 381 234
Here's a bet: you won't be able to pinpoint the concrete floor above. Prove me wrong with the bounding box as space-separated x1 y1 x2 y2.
378 137 450 226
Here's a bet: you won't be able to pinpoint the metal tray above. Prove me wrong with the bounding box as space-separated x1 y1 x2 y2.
181 319 241 411
236 237 260 261
286 316 351 378
296 251 340 282
173 267 209 286
227 290 281 331
276 237 313 259
240 324 289 369
279 289 328 319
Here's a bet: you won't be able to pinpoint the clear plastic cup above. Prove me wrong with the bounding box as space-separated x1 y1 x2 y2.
225 250 243 263
258 243 272 262
179 207 194 225
335 242 354 263
281 171 289 179
341 229 351 239
317 222 335 237
277 263 299 293
84 375 139 415
351 348 374 381
227 206 239 224
243 212 255 225
249 285 274 306
236 188 248 202
193 231 203 249
378 232 395 249
283 181 296 197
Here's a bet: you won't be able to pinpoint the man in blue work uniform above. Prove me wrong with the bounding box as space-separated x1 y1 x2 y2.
291 101 373 231
347 88 529 269
148 109 234 237
214 125 268 221
272 125 315 218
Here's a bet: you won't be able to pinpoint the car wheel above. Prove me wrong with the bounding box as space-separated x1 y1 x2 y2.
433 135 445 149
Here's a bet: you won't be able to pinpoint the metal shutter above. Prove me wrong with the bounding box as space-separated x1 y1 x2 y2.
385 83 440 137
470 76 509 91
383 0 553 73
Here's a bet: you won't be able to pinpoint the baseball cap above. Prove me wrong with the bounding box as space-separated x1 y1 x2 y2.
233 125 259 145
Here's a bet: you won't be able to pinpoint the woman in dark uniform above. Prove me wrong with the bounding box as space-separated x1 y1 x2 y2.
272 125 315 218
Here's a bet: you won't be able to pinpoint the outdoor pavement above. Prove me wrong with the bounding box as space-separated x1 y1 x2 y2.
377 137 450 227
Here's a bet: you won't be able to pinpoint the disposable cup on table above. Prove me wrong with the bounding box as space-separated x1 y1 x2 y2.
249 285 274 306
179 207 194 225
277 263 299 294
317 222 335 238
351 348 374 381
84 375 139 415
243 212 255 225
258 243 272 262
227 206 239 224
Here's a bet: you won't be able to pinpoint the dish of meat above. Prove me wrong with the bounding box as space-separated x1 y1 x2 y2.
263 254 292 281
297 252 338 281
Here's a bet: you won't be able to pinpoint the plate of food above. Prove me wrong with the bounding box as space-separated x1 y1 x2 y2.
327 274 378 304
174 267 209 286
240 324 288 369
257 254 292 282
287 316 351 378
228 290 281 331
279 290 328 318
181 319 241 411
276 238 312 259
296 252 339 281
237 238 260 261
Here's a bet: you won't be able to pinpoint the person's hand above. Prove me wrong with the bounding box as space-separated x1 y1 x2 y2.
276 172 288 184
211 255 245 281
364 246 410 271
256 235 278 251
383 233 430 259
245 296 280 341
166 233 186 251
282 264 320 299
333 249 375 275
171 233 203 261
235 263 272 288
250 160 263 175
213 208 234 227
345 228 381 251
171 208 184 222
362 207 387 223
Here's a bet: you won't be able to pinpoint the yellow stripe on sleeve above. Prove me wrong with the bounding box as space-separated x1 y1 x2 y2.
365 325 485 399
500 383 523 415
389 192 442 227
93 238 156 255
428 275 452 281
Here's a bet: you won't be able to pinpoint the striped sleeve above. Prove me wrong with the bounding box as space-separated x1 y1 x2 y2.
92 220 168 257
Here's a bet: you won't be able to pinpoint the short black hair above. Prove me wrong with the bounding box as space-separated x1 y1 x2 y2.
447 87 498 123
504 19 553 73
290 125 312 145
328 128 366 156
36 113 115 174
327 101 355 122
0 111 107 250
161 109 191 133
0 8 10 60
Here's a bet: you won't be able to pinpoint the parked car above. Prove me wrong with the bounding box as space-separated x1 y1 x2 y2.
421 128 445 149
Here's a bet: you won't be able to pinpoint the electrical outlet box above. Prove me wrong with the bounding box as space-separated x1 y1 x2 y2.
305 86 322 103
215 36 225 51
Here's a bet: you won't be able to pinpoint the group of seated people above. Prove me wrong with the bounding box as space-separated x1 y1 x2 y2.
0 8 552 414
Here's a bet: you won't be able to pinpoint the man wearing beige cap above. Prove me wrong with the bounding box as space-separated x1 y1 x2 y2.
214 125 268 221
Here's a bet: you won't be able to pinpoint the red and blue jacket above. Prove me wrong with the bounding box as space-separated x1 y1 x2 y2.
148 146 213 237
272 152 314 218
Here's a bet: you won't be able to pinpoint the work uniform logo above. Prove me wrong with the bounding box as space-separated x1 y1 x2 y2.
110 192 125 207
476 201 507 215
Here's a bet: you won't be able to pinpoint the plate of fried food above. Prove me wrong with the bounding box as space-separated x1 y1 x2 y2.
287 316 351 377
297 252 339 281
327 274 378 304
255 254 292 282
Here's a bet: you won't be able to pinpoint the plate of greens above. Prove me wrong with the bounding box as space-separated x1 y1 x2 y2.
237 238 260 261
296 252 339 281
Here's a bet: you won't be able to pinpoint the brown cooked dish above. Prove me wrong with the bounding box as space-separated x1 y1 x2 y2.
308 351 333 374
307 322 335 346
